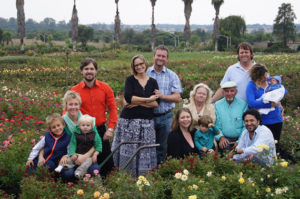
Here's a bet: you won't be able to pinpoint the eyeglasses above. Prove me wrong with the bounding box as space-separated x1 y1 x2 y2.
134 62 144 67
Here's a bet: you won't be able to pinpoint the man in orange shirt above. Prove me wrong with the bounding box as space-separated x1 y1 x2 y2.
72 58 117 177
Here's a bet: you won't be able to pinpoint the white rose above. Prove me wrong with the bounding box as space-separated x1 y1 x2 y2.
181 175 188 181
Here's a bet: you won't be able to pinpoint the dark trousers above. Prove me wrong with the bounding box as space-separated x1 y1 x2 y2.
265 122 282 152
217 137 238 157
97 125 114 178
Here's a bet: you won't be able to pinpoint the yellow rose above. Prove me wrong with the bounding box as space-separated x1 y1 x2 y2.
221 176 226 181
263 145 270 150
239 178 245 184
138 176 145 181
103 192 110 199
136 180 142 186
266 187 271 193
188 185 193 190
94 191 101 198
280 161 288 167
188 195 197 199
192 184 199 190
77 189 84 195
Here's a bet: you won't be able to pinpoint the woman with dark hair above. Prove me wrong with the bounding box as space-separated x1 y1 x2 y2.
111 55 159 176
167 107 199 159
246 64 286 150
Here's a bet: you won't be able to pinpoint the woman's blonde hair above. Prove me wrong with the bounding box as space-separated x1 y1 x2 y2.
171 107 193 132
189 83 213 106
62 90 82 110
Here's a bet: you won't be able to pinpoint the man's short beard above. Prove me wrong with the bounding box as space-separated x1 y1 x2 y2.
84 77 95 82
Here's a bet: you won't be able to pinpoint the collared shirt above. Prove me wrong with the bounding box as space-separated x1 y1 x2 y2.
214 97 248 142
233 125 276 165
72 80 118 128
221 61 255 102
147 65 182 114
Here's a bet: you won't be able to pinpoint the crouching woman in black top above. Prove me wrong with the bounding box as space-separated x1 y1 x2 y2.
167 107 199 159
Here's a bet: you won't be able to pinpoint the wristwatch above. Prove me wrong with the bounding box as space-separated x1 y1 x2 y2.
107 128 114 133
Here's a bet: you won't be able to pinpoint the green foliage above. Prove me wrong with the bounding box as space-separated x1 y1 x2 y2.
263 43 296 53
78 25 94 47
273 3 297 47
20 168 109 199
0 28 3 44
0 48 7 56
219 15 246 50
0 131 37 190
105 154 300 198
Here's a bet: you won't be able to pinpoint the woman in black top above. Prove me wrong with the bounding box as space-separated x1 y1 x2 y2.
111 55 159 176
167 107 199 159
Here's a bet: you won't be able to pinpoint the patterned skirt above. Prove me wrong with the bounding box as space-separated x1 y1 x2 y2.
111 118 157 176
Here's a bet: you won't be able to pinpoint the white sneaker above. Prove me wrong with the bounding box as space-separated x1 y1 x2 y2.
75 172 81 179
55 165 64 173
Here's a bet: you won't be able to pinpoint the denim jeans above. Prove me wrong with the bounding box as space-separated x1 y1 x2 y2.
29 158 57 173
61 163 100 182
154 112 173 164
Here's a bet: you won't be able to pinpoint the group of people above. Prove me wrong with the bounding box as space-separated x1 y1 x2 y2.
26 43 285 180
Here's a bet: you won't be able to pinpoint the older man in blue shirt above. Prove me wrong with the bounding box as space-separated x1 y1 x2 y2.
215 81 248 151
233 109 276 165
147 45 182 164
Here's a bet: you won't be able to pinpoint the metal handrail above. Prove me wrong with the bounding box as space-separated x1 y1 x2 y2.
121 144 160 170
98 141 142 170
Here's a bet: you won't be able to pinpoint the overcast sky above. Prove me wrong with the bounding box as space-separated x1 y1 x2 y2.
1 0 299 25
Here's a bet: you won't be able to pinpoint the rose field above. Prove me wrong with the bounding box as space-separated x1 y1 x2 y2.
0 50 299 198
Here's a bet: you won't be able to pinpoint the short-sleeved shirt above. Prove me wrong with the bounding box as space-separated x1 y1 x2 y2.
121 75 159 119
220 61 255 102
147 65 182 114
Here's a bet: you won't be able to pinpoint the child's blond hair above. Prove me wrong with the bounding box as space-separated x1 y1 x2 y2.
45 113 65 127
78 114 94 127
198 115 213 128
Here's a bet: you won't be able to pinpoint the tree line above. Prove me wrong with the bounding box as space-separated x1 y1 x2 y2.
1 1 299 52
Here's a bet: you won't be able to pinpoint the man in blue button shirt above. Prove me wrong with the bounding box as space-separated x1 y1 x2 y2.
215 81 248 151
212 42 255 103
147 45 182 164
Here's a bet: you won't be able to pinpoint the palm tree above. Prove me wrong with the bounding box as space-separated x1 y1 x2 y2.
211 0 224 51
114 0 121 43
16 0 25 51
150 0 157 51
182 0 193 48
71 0 78 51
